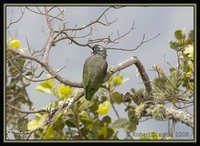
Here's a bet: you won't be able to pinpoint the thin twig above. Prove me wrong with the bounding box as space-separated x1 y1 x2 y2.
60 7 112 31
7 7 26 29
107 33 160 51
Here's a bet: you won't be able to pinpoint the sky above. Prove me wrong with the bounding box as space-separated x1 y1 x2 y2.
6 5 194 139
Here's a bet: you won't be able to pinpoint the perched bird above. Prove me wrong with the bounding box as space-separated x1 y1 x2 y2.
82 45 108 100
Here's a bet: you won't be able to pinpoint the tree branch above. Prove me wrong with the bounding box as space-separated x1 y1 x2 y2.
135 57 153 100
107 33 160 51
7 48 83 88
60 7 112 31
105 56 152 99
144 103 193 128
7 7 26 29
26 7 62 21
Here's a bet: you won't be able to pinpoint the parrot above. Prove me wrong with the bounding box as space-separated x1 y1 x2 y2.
82 44 108 100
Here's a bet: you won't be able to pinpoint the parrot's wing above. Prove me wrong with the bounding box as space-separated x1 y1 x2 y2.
88 57 108 88
83 58 91 89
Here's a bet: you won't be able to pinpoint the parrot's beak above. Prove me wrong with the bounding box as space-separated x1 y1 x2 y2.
91 47 95 55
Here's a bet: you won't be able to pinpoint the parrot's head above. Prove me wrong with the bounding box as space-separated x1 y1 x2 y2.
92 44 107 58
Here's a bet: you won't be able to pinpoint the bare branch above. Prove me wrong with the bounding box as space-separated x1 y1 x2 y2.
26 7 62 21
49 8 64 22
59 7 112 31
105 56 152 99
105 56 137 80
135 57 153 99
111 20 135 43
38 7 56 64
7 7 26 29
96 18 118 26
53 31 92 48
8 47 82 88
107 33 160 51
7 103 49 114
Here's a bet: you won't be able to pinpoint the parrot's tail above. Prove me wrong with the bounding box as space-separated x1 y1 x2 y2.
85 88 98 101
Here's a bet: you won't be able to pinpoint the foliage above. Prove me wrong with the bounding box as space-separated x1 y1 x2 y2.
6 38 32 139
153 29 194 104
25 73 132 139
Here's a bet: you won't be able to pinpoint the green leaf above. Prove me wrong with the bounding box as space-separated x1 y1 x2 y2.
102 116 111 124
35 79 55 94
178 40 183 47
80 127 89 137
174 29 185 40
169 41 178 49
27 119 43 131
35 85 53 94
111 92 124 104
188 30 193 42
64 112 77 127
25 71 34 76
124 122 136 132
43 125 63 139
184 39 191 46
52 112 64 131
40 79 54 89
79 98 95 111
106 128 115 139
28 113 48 131
98 125 108 136
140 135 151 140
113 118 129 129
169 67 175 73
89 98 100 113
79 111 90 124
150 131 159 140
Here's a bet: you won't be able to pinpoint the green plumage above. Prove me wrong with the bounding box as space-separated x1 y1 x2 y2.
82 45 108 100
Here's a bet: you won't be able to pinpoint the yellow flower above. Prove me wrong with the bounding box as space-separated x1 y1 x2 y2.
97 101 111 115
184 45 194 60
9 39 21 49
58 86 72 99
113 76 122 86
